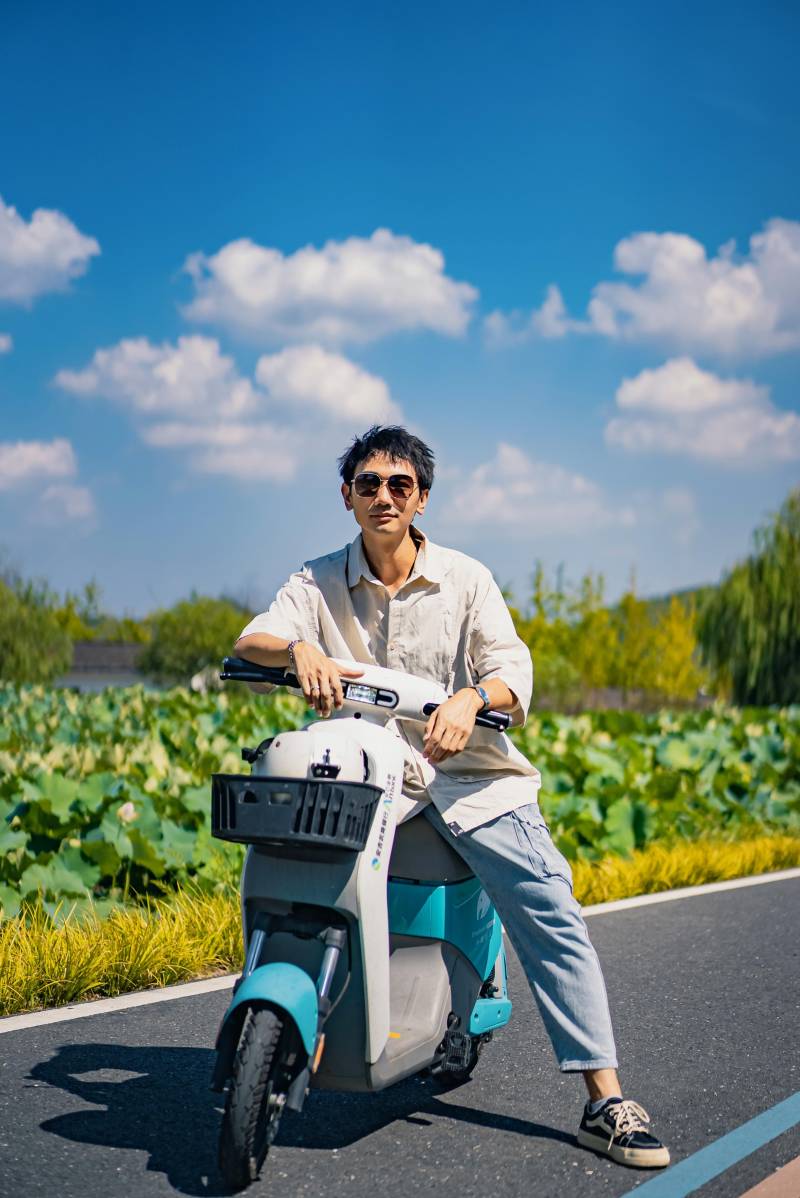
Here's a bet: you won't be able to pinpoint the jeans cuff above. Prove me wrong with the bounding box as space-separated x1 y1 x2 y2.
559 1057 619 1073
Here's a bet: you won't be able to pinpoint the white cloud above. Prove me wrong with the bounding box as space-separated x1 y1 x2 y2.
615 357 767 414
141 421 300 481
38 483 95 522
0 436 94 523
0 333 12 354
0 195 100 305
0 437 76 490
255 344 399 422
55 336 399 482
606 357 800 463
182 228 478 345
55 335 258 419
485 218 800 357
485 284 584 346
438 442 635 534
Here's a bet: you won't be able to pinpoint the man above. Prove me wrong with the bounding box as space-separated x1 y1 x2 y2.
235 425 670 1170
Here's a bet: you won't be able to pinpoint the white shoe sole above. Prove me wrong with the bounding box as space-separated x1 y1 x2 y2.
577 1127 671 1167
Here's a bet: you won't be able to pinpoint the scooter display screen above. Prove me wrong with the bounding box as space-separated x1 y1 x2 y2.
345 683 379 704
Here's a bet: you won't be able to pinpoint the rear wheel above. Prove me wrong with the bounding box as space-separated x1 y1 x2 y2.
218 1006 298 1190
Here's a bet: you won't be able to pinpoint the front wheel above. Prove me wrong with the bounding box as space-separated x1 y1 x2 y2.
218 1006 299 1190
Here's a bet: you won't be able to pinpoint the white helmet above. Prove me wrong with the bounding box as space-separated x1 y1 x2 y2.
259 727 367 783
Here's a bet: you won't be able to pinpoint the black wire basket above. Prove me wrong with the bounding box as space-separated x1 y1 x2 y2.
211 774 382 852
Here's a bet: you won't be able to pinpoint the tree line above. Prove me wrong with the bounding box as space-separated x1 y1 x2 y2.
1 487 798 706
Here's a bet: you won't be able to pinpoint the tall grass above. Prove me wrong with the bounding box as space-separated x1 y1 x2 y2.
0 887 241 1017
571 830 800 905
1 833 798 1019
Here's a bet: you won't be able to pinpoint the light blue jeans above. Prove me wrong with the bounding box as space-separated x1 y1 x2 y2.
424 801 619 1073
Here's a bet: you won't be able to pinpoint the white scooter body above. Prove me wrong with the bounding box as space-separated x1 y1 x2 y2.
213 659 511 1097
243 715 404 1065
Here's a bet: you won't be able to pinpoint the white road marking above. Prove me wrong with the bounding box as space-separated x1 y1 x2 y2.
1 867 797 1034
580 867 800 916
0 973 235 1035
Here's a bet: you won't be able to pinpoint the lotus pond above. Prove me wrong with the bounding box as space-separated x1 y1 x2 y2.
1 684 797 918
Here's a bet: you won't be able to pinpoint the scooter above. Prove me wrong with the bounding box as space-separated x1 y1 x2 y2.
210 655 514 1190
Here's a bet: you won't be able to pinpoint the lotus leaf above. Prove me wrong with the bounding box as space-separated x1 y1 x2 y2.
0 683 797 910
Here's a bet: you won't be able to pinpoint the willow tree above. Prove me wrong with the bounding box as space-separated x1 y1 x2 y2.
0 577 73 684
697 488 800 705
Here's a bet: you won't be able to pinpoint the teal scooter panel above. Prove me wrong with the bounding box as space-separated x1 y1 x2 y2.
387 877 502 979
469 996 513 1034
221 962 319 1056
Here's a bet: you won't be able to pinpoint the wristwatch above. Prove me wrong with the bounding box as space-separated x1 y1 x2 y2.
472 684 490 712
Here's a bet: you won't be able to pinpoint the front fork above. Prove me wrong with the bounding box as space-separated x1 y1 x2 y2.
233 915 348 1112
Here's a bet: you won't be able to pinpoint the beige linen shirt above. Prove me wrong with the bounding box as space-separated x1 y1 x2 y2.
237 526 541 835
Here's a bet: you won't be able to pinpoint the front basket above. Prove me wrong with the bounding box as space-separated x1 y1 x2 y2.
211 774 382 852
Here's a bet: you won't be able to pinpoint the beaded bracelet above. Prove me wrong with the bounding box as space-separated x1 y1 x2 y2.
287 639 304 674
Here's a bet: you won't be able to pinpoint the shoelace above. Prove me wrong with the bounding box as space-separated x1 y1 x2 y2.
602 1099 651 1147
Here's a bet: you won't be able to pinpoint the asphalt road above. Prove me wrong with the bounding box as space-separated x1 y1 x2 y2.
1 877 798 1198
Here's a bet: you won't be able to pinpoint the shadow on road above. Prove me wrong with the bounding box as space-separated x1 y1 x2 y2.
30 1042 572 1194
285 1082 575 1151
30 1042 228 1196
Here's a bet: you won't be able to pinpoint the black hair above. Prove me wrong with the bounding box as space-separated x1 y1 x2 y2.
337 425 435 492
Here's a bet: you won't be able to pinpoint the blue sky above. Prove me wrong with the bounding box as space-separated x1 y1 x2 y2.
1 0 798 617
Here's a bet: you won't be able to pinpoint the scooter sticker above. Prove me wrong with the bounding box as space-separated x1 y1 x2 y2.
371 807 391 870
371 776 396 869
476 889 491 919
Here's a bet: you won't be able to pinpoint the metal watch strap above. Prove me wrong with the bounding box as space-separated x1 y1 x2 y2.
472 684 490 711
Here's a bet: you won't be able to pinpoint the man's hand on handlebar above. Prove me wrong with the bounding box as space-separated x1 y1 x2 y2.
422 688 485 764
291 642 364 718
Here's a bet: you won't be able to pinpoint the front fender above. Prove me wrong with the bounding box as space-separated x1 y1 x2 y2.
211 963 318 1091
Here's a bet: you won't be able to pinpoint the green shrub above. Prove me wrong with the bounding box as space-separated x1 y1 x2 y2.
137 594 253 684
0 578 72 685
510 563 708 705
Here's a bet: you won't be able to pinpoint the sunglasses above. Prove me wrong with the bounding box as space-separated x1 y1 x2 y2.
350 471 418 500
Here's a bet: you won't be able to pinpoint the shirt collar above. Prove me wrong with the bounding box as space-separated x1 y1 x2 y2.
347 525 444 588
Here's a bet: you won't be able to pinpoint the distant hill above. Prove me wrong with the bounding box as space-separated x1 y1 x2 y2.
640 583 717 619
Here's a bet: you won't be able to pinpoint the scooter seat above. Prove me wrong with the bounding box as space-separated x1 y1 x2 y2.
388 812 474 883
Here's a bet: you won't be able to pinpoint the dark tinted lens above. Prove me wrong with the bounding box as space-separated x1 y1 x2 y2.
387 475 415 498
352 472 381 496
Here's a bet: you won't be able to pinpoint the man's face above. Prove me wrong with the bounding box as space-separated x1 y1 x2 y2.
341 452 428 538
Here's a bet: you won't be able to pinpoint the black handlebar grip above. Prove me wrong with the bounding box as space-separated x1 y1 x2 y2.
421 701 510 732
219 656 299 688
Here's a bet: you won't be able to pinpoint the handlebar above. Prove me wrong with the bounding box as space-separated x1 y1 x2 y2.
220 656 511 731
420 702 509 732
221 658 300 687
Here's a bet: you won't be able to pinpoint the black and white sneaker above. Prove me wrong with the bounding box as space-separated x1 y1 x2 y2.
577 1097 670 1168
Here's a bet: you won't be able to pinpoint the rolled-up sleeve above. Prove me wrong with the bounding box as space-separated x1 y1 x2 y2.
468 574 533 726
237 569 320 646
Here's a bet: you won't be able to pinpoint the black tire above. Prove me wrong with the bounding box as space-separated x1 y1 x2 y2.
218 1006 295 1190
